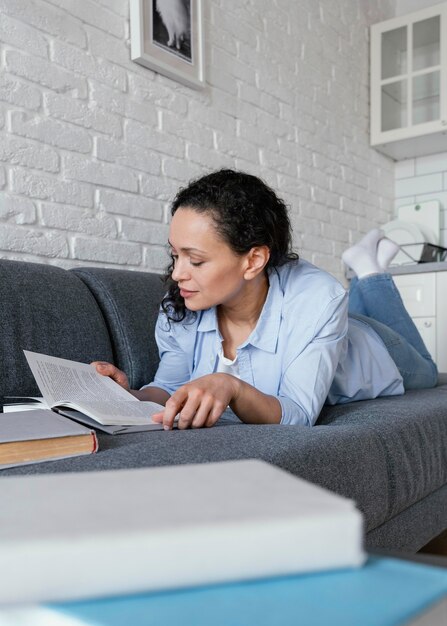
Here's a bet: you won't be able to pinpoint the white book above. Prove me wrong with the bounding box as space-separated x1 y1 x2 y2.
0 459 365 604
21 350 172 429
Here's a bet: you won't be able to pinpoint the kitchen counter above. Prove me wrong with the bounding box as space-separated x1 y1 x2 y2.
389 262 447 275
346 262 447 280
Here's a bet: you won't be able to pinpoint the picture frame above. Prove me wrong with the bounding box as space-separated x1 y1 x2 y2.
130 0 205 90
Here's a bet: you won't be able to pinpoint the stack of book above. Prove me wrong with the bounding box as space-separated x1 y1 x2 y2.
1 350 177 471
0 460 365 604
2 557 446 626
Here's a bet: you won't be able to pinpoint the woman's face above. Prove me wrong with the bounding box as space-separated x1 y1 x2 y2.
169 208 252 311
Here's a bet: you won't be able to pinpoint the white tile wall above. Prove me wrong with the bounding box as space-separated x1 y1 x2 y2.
0 0 397 281
394 152 447 247
395 173 444 198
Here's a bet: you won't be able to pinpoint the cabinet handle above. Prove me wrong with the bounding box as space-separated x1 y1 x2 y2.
424 321 432 328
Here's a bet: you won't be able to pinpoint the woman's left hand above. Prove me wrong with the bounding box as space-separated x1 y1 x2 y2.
151 373 240 430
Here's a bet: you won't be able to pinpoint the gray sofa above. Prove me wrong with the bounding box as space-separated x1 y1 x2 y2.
1 258 447 553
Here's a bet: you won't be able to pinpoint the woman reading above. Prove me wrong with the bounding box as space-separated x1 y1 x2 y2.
94 170 438 429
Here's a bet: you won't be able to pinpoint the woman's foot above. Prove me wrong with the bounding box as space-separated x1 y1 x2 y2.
342 228 384 278
377 237 400 270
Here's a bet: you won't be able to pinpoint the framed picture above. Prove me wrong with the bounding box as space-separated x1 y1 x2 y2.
130 0 205 90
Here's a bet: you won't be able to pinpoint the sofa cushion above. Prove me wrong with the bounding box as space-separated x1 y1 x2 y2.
366 482 447 551
2 261 447 554
0 420 389 532
71 268 165 389
318 384 447 528
3 382 446 543
0 260 113 404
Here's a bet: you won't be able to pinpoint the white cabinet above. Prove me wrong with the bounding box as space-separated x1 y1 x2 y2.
393 271 447 372
371 3 447 160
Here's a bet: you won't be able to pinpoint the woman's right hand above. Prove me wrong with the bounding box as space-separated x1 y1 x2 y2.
91 361 130 390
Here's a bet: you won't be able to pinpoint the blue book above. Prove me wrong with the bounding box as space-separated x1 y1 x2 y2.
9 557 447 626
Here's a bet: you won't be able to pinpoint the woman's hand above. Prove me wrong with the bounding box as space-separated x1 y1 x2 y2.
152 373 240 430
91 361 130 391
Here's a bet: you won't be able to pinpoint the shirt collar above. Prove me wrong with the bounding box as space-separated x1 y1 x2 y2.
244 268 283 353
196 268 284 354
197 307 219 333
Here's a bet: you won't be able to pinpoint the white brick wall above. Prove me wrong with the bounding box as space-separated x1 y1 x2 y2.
0 0 396 279
395 152 447 247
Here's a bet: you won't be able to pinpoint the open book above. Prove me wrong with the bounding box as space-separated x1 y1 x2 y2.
18 351 172 434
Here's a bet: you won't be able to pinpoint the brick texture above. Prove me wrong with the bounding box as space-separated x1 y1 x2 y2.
0 0 397 277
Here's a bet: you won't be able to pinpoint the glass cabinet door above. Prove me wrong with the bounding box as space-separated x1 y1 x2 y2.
379 11 442 134
413 16 440 71
381 26 407 132
412 15 440 125
382 26 407 79
371 3 447 158
381 80 407 131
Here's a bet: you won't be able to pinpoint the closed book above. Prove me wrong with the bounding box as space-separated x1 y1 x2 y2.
0 409 98 470
0 459 364 604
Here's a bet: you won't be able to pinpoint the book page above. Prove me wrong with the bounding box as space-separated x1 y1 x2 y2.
3 397 47 413
23 351 165 426
57 408 168 434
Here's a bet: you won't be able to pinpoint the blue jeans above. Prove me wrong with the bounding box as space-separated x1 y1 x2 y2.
348 274 438 389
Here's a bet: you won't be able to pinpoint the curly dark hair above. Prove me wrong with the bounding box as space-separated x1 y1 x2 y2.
161 169 299 322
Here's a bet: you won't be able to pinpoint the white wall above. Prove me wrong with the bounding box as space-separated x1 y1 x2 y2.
0 0 396 281
395 0 440 15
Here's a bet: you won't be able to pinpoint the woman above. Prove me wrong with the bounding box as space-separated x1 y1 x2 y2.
94 170 438 429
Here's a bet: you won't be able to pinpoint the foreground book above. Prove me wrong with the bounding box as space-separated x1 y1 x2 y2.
1 558 446 626
0 409 98 469
0 460 364 604
21 350 170 432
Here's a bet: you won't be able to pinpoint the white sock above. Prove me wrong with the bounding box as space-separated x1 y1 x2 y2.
342 228 384 279
377 237 400 270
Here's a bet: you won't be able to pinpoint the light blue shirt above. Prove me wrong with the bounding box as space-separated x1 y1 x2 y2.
145 260 404 426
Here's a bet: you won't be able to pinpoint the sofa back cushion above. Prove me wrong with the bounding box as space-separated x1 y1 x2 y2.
0 260 113 406
72 268 165 389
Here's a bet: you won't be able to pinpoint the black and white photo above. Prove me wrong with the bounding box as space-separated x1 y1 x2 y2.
130 0 204 89
153 0 192 62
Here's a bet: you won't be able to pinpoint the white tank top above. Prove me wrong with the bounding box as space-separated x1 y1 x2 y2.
215 349 240 378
